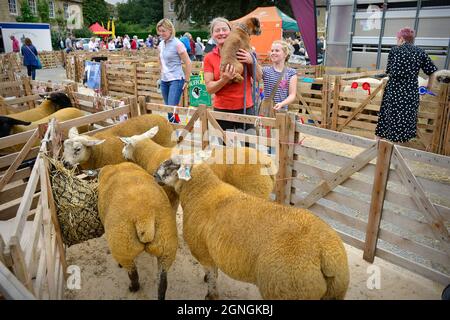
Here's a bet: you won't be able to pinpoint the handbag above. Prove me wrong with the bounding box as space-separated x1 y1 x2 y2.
25 45 42 69
258 68 286 118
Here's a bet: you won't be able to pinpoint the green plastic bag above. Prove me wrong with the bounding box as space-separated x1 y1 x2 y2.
188 73 211 107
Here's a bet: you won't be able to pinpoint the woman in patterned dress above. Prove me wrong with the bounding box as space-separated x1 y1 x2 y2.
375 28 438 143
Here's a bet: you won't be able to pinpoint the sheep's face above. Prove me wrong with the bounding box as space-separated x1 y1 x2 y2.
154 159 183 187
120 137 135 161
62 139 92 168
62 128 105 168
435 70 450 84
119 126 159 161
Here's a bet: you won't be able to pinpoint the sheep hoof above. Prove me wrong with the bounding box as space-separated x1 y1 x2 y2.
129 282 140 292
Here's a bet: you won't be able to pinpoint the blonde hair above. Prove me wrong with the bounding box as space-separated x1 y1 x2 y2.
209 17 231 36
156 18 176 38
272 40 291 62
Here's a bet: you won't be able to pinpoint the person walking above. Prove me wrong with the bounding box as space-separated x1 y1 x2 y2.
10 35 20 53
21 38 39 80
195 37 205 62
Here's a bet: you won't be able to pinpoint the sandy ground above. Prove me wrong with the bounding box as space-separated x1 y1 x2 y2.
63 206 444 300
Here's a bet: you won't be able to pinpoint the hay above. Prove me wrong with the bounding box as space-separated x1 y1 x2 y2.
47 157 104 246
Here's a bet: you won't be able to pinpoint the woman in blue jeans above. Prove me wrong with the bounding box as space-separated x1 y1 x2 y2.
21 38 39 80
157 18 192 123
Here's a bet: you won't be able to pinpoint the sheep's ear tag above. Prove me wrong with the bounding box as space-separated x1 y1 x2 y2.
177 165 191 181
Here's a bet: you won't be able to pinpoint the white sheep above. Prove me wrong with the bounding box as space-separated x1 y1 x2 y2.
62 114 176 169
119 127 276 200
98 162 177 299
153 152 350 300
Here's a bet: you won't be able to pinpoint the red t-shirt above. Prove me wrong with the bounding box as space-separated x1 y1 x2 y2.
203 46 253 110
131 39 137 50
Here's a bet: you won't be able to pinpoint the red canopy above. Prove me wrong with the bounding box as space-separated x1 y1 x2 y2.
89 22 112 35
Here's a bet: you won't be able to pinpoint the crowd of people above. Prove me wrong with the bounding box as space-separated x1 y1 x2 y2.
60 32 207 61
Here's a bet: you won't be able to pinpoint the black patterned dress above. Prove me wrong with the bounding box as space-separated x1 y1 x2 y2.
375 43 438 143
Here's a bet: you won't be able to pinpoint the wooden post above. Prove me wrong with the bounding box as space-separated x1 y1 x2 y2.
275 112 289 203
74 56 79 83
363 140 393 263
22 77 35 109
200 105 209 150
101 61 108 96
128 96 139 118
133 63 138 99
138 96 147 115
284 113 297 204
321 75 329 128
331 76 341 130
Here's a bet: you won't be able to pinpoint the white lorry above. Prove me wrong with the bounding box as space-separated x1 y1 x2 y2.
0 22 52 53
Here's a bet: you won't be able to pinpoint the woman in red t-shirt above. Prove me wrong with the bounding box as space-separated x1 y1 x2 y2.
203 17 262 132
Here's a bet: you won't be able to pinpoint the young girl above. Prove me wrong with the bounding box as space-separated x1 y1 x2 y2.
261 40 297 114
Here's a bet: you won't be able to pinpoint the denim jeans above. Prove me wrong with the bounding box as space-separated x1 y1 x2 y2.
160 79 185 123
26 65 36 80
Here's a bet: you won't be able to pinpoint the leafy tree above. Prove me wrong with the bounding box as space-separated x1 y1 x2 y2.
83 0 110 27
117 0 163 27
16 0 39 22
53 7 66 30
72 26 94 38
37 0 50 23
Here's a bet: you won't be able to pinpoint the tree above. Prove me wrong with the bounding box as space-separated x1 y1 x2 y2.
16 0 39 22
174 0 293 26
117 0 163 27
83 0 110 27
37 0 50 23
54 7 66 31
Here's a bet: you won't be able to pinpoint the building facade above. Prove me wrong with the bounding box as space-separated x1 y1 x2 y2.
163 0 190 31
1 0 83 29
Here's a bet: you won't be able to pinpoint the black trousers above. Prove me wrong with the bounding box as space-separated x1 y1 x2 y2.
213 107 255 131
213 107 255 146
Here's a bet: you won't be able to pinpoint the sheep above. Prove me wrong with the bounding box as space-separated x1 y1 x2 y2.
98 162 177 299
62 114 176 170
0 116 31 138
119 126 276 200
12 107 88 135
435 69 450 84
3 91 72 121
153 152 350 300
